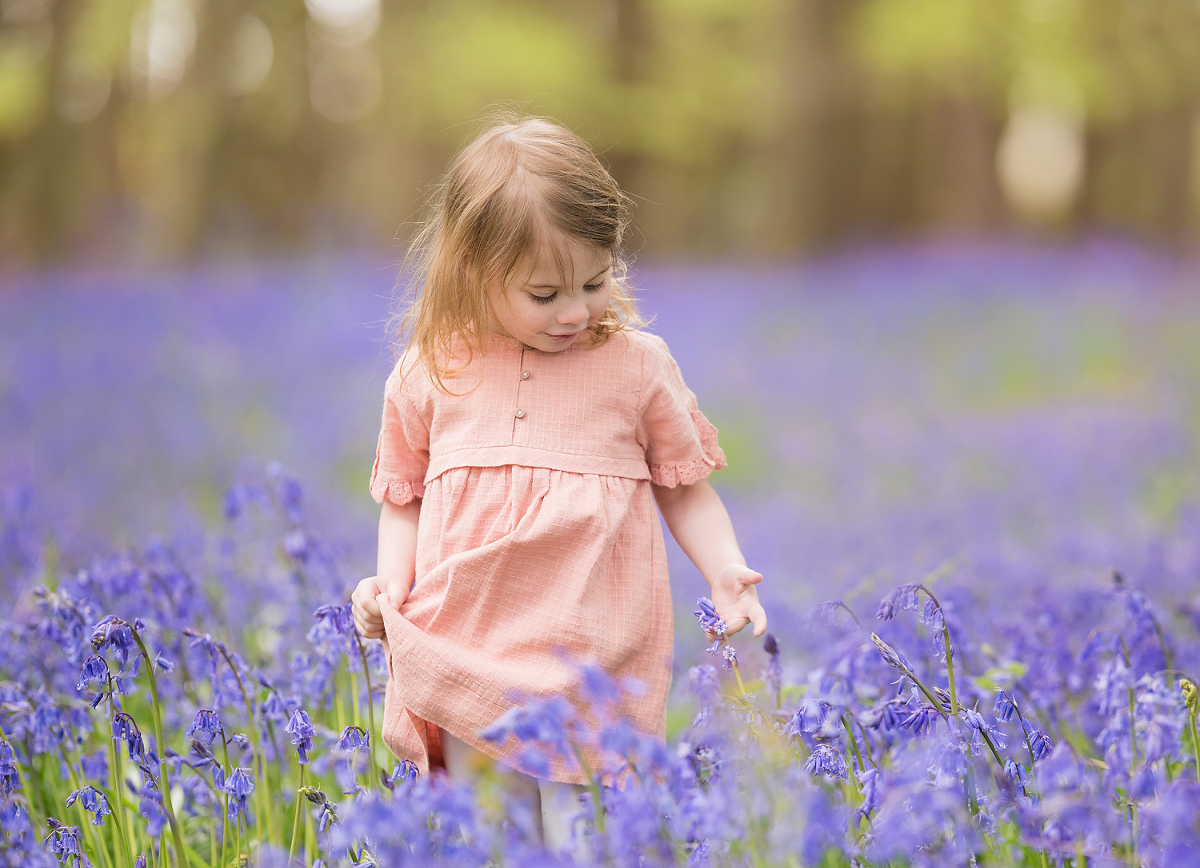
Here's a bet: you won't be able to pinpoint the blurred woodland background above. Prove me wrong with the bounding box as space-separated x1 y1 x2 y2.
2 0 1200 265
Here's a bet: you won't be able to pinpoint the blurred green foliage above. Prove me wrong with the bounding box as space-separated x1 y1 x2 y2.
0 0 1198 264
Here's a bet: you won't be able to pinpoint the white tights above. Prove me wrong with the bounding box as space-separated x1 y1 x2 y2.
439 728 588 853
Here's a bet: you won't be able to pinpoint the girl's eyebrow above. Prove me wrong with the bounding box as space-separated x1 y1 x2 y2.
528 266 609 290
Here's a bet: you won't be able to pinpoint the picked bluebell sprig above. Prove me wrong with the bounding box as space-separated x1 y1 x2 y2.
694 597 746 695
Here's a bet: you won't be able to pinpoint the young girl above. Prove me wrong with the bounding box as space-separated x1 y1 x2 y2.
351 116 766 847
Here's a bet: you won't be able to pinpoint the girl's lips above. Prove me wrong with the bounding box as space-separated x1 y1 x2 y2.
548 331 580 342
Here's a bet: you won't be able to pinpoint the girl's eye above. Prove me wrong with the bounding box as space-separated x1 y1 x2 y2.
531 293 556 305
583 283 604 293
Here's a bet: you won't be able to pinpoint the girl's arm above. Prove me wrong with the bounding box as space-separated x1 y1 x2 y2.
652 478 767 637
351 498 421 639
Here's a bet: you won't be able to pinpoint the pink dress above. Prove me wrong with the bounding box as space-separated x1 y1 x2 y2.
369 328 726 784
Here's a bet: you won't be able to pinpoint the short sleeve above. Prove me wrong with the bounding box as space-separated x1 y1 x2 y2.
638 335 727 487
369 362 430 505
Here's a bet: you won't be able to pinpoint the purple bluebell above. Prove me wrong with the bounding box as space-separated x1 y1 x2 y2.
76 656 109 693
134 856 147 868
693 598 727 639
111 713 144 760
337 725 368 753
136 780 166 838
186 709 222 746
1003 756 1027 785
876 583 921 621
283 528 310 562
285 708 316 764
854 766 880 823
42 817 89 867
784 699 829 739
870 633 912 674
385 760 419 789
994 690 1018 722
64 786 110 827
898 705 941 736
1022 720 1053 761
0 740 21 798
579 662 622 707
89 616 139 667
152 652 174 673
804 743 847 779
300 786 338 831
763 634 782 700
223 767 254 822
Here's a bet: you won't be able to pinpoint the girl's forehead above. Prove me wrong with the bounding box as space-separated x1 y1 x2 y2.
518 239 612 282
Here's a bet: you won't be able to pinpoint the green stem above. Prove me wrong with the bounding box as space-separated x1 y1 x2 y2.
353 634 382 790
841 714 865 773
105 696 136 867
288 764 306 864
58 741 117 868
129 632 189 868
1189 710 1200 783
568 741 606 837
731 658 747 698
216 643 269 854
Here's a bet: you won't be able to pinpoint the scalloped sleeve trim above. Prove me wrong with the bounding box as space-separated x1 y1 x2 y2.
647 409 728 488
370 476 425 506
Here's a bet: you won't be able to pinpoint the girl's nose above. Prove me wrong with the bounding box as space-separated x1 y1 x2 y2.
558 296 588 326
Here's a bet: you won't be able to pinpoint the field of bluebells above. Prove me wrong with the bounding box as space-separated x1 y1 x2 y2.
2 241 1200 866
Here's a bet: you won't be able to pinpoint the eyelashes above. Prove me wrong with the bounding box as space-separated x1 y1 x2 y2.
530 283 605 305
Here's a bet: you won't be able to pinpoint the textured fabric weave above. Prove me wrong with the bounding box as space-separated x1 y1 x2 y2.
370 329 726 784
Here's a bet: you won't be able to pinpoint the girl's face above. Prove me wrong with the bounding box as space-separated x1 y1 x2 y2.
485 237 613 353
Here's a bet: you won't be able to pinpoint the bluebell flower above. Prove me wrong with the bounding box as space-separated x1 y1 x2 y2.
384 760 419 790
963 708 1005 756
76 655 109 693
136 780 166 838
283 529 310 562
870 633 913 674
804 743 848 779
693 598 727 639
898 705 941 736
43 817 89 867
89 616 140 667
224 767 254 822
111 713 144 761
1022 720 1053 761
1003 756 1027 785
152 652 174 674
784 699 829 740
854 766 880 823
994 690 1018 722
300 786 338 831
861 698 909 732
337 725 368 753
267 461 305 523
186 709 222 747
0 739 21 798
876 583 921 621
134 856 147 868
763 634 782 699
285 709 316 764
579 662 622 707
65 786 110 826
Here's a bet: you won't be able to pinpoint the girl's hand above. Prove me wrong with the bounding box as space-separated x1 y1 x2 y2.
711 564 768 638
352 574 414 639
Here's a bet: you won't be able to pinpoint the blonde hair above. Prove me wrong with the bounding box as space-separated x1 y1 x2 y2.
393 114 641 391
